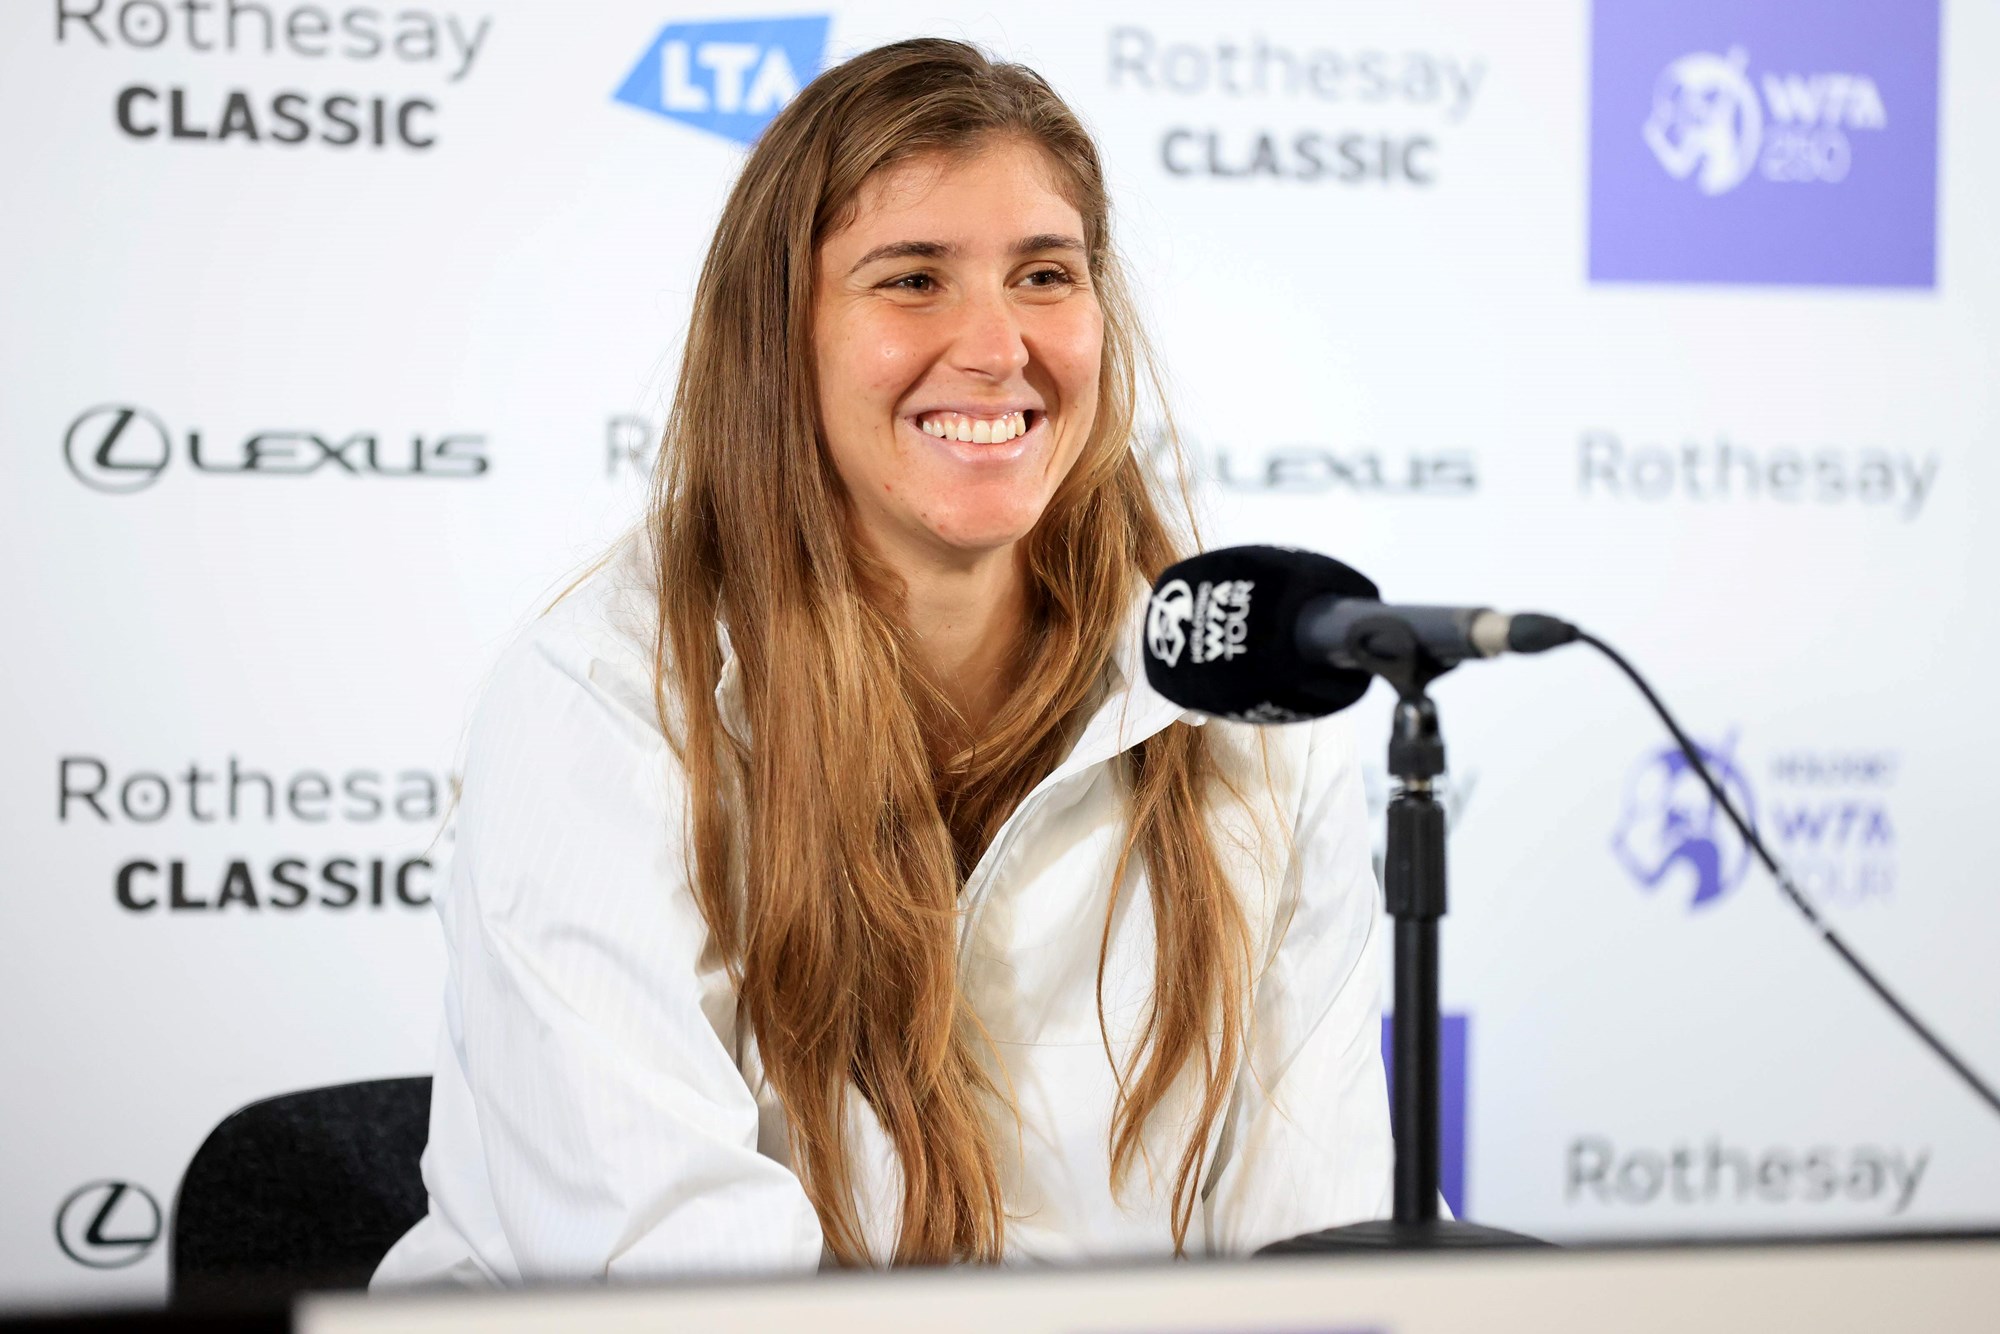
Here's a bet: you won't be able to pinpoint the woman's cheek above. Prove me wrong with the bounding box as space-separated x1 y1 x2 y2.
860 311 935 393
1045 304 1104 391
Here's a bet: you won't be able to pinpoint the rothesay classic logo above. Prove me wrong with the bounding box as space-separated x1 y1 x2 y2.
1106 26 1486 185
56 1181 161 1269
613 16 829 146
63 404 487 492
1589 0 1939 287
61 753 452 914
54 3 492 150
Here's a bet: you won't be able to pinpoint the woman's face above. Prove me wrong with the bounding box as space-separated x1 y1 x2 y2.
813 137 1103 570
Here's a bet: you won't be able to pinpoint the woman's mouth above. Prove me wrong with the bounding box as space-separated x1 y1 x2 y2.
912 409 1034 445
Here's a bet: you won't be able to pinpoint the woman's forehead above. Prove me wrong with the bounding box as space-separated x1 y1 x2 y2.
828 140 1086 252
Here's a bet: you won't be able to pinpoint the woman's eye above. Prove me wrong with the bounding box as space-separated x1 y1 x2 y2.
1023 267 1072 288
887 273 935 292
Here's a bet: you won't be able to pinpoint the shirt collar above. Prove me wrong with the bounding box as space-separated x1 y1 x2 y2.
712 620 749 746
709 585 1197 761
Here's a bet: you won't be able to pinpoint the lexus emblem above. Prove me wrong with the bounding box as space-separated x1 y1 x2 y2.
55 1180 162 1269
64 405 171 493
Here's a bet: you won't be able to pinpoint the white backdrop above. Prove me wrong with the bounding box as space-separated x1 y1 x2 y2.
3 0 1996 1309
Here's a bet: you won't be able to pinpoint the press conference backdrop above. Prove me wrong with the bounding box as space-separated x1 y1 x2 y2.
2 0 1994 1308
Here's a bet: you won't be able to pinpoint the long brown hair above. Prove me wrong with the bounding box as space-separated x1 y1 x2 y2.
649 38 1248 1264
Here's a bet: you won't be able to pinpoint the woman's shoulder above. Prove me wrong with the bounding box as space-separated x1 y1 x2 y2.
1199 706 1366 829
451 529 691 912
485 526 667 741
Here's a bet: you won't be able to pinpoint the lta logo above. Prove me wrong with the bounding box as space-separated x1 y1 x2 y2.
1589 0 1939 287
1611 736 1757 910
613 16 829 146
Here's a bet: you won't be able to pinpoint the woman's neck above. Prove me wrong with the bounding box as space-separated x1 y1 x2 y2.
894 546 1029 737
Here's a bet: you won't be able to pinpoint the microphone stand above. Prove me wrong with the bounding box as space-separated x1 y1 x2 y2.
1261 621 1546 1252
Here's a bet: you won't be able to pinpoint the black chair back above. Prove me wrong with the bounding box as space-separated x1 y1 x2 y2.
170 1077 432 1309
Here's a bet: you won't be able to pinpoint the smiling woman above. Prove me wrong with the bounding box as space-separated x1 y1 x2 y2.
813 137 1107 734
373 38 1391 1285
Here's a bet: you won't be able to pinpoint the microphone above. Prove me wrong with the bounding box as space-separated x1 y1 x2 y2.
1144 545 2000 1207
1143 546 1577 723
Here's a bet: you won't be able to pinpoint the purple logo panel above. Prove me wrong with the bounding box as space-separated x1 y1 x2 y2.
1589 0 1939 287
1381 1013 1467 1219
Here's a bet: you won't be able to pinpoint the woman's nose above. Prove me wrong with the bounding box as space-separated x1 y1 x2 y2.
948 288 1030 380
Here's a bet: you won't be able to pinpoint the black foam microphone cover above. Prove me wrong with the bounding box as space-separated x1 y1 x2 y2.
1143 545 1379 723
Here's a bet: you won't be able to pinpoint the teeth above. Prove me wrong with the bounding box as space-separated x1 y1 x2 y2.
916 411 1033 443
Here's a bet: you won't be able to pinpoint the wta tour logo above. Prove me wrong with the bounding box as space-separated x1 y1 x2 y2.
1612 734 1899 912
1611 737 1758 909
1589 0 1939 287
1145 578 1252 669
613 16 829 145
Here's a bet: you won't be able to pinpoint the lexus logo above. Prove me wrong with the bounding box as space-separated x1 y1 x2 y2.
55 1180 162 1269
61 404 490 490
65 405 171 493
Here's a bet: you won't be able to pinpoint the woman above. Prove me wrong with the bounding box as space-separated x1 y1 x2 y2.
374 37 1389 1285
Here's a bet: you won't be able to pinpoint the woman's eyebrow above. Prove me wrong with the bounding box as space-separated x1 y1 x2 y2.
850 240 953 272
1013 233 1085 257
848 233 1086 274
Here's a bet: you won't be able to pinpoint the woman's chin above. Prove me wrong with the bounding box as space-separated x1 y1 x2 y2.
912 505 1047 561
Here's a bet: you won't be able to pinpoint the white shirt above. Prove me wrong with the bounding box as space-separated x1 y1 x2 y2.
373 535 1391 1288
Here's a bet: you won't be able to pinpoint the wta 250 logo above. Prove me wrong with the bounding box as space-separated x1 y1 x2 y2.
1611 733 1898 912
1588 0 1939 288
1642 47 1886 196
64 404 487 493
1146 577 1252 669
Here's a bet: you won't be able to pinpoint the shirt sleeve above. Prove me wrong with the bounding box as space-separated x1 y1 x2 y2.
421 606 824 1282
1201 710 1395 1252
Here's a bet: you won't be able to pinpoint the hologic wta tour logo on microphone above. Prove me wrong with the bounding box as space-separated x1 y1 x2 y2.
1146 580 1194 667
1147 578 1253 669
613 16 829 146
1588 0 1940 287
1611 734 1899 912
1145 548 1378 725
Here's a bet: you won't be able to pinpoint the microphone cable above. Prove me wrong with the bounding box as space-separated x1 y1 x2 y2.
1573 628 2000 1121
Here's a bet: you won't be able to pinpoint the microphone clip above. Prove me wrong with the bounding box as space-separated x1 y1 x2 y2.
1343 613 1457 707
